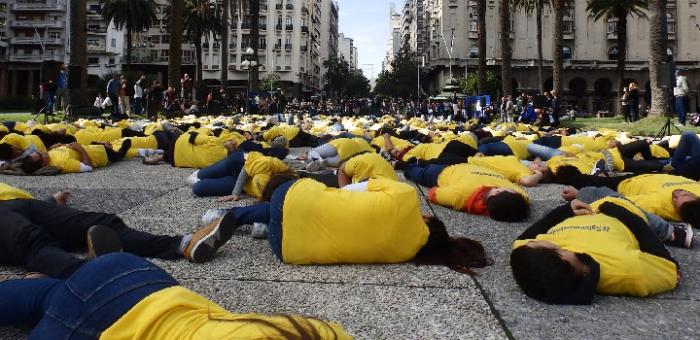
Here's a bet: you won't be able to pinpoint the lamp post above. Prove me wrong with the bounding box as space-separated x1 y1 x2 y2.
241 47 256 115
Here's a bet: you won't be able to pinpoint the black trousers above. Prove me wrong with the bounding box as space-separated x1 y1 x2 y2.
289 130 321 148
617 140 663 173
0 199 182 279
432 140 478 166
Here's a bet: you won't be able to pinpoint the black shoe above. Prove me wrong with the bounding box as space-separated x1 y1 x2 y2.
115 139 132 161
669 223 694 249
87 225 123 259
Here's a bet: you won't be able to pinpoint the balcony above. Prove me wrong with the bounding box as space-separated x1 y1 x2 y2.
301 45 308 52
87 45 106 53
10 19 65 29
273 44 281 50
9 54 57 62
301 26 308 33
259 24 267 30
286 3 293 10
275 4 282 10
284 43 292 51
10 37 64 45
285 24 293 30
87 27 108 35
275 24 282 30
302 5 308 15
12 1 65 11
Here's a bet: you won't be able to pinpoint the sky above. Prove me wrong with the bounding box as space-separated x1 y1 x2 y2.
338 0 397 80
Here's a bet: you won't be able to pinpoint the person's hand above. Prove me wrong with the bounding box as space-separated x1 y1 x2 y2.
570 199 592 216
562 187 578 201
217 194 239 202
52 190 70 206
68 142 81 150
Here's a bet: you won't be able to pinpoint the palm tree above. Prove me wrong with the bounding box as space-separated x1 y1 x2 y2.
648 0 670 116
587 0 648 98
551 0 569 95
220 0 230 90
512 0 550 93
69 0 89 105
168 0 184 92
477 0 487 94
100 0 158 67
500 0 513 98
183 0 223 99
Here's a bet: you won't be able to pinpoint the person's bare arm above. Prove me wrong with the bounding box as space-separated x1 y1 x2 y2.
337 162 352 187
519 170 543 187
383 133 396 151
69 142 93 167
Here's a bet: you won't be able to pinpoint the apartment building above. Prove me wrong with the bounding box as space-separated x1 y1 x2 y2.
399 0 700 113
85 0 124 79
382 3 402 72
338 32 357 70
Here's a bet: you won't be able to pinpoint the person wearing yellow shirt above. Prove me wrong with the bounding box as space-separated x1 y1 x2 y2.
261 123 321 147
477 135 532 160
0 253 351 339
211 176 490 272
337 151 398 187
0 133 47 156
510 198 679 304
403 162 530 222
383 133 478 166
468 155 544 187
304 137 375 171
143 132 238 169
20 140 132 174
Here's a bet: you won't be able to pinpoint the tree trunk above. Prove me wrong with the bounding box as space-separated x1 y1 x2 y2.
168 0 184 92
552 1 564 94
499 0 512 97
648 0 670 116
536 1 544 93
477 0 487 94
69 0 88 105
220 0 229 90
615 10 628 116
194 28 203 101
126 26 132 67
249 0 260 91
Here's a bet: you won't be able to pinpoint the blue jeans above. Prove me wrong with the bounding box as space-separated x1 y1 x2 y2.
192 152 245 197
671 132 700 168
46 92 55 113
403 163 445 187
133 97 144 115
478 142 513 156
267 180 295 261
0 253 177 339
527 143 564 161
676 96 687 125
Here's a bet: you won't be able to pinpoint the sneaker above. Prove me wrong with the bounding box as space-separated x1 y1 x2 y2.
590 159 606 175
669 223 694 249
305 159 326 172
184 212 238 263
251 222 268 239
187 170 201 186
201 208 228 226
87 225 123 259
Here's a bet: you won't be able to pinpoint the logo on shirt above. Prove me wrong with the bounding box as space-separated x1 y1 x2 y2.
549 225 610 234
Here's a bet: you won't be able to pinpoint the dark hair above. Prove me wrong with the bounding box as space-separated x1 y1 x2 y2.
260 173 298 202
0 143 13 160
413 217 490 275
550 164 582 185
486 191 529 222
510 246 580 303
209 314 338 339
679 199 700 227
21 155 43 174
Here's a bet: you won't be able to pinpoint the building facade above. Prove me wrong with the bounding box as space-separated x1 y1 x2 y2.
338 32 357 70
398 0 700 113
382 3 402 72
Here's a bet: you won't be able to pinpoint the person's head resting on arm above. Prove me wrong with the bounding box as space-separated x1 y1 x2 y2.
485 188 530 222
674 189 700 228
21 151 50 174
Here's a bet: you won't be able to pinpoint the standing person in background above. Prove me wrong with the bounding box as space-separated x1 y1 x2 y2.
505 95 515 123
133 75 146 116
181 73 193 101
106 74 121 118
54 64 68 113
628 82 640 122
118 75 130 117
550 90 561 127
674 69 690 125
45 80 56 114
452 92 460 120
147 81 163 121
620 87 631 123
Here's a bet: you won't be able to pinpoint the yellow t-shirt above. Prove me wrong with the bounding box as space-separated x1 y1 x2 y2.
371 135 413 151
561 136 608 152
468 155 531 183
263 125 301 144
282 178 429 264
432 164 528 211
547 153 600 174
344 152 398 183
49 145 108 173
650 144 671 159
0 133 47 153
513 198 677 297
401 142 447 161
101 286 351 340
0 183 33 201
111 136 158 159
74 127 123 145
243 151 290 198
619 174 700 222
502 136 531 160
173 133 229 169
328 138 375 161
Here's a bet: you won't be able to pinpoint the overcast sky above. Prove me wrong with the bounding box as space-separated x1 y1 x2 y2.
338 0 397 79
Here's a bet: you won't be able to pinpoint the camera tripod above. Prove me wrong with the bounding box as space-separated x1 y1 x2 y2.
656 113 681 139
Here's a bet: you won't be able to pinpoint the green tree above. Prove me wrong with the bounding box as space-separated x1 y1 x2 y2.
374 39 424 99
512 0 550 93
182 0 223 99
648 0 670 116
500 0 513 97
344 69 371 98
259 72 281 92
459 71 501 98
587 0 648 96
168 0 184 91
100 0 158 67
322 56 350 98
70 0 89 105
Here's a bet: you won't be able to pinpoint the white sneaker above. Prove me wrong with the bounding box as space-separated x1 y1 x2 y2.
187 170 200 186
201 208 228 226
305 159 326 172
251 222 268 239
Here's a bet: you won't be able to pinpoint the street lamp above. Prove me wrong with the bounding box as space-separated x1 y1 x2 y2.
241 47 256 115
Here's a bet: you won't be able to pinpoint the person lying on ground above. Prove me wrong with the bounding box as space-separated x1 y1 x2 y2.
468 155 545 187
510 198 679 304
337 151 398 187
663 131 700 180
303 137 376 171
20 140 132 174
0 252 351 339
403 162 530 222
205 176 491 273
142 131 238 168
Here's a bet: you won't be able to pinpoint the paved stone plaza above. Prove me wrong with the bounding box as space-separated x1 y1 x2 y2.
1 149 699 339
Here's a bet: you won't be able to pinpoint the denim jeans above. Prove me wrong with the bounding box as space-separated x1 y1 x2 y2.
576 187 673 241
676 96 687 125
0 253 178 340
527 143 564 161
671 132 700 168
46 92 55 113
192 152 245 197
267 180 296 261
133 97 144 115
477 142 513 156
403 163 445 187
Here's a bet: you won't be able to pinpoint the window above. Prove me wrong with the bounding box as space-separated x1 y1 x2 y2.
468 46 478 58
607 19 617 34
87 39 99 46
667 13 676 34
108 57 115 65
162 35 169 44
111 38 116 47
0 4 6 11
260 37 266 48
563 8 574 34
608 46 619 60
0 18 5 27
88 57 99 65
468 14 477 32
562 46 572 59
49 32 61 39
